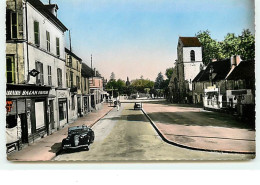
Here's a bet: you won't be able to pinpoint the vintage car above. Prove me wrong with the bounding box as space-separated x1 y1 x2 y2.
62 125 94 150
134 102 142 110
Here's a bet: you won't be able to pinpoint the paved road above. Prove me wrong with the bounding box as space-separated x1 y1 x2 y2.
53 103 254 161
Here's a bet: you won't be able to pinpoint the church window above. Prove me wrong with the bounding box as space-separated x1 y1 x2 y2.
190 50 195 61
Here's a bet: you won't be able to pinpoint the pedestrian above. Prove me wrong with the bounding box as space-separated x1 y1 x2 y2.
116 101 120 111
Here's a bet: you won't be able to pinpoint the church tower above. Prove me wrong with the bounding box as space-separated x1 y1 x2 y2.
169 37 203 103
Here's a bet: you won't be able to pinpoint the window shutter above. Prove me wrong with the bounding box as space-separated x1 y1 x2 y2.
34 21 40 45
41 63 44 85
18 12 23 39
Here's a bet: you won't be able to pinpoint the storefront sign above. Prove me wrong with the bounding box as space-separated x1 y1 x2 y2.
6 89 49 96
231 90 247 95
6 101 13 113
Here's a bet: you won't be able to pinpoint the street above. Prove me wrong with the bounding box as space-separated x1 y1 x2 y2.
53 103 254 161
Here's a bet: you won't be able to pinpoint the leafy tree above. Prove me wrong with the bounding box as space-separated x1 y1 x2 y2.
197 29 255 64
154 72 164 89
196 30 222 65
238 29 255 60
165 68 173 80
221 33 240 59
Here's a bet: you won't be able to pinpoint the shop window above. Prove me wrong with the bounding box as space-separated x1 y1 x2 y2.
36 61 44 85
57 68 62 88
190 50 195 61
59 101 66 121
47 65 52 86
46 31 50 52
6 115 17 128
35 101 45 129
6 56 15 84
56 37 60 57
34 21 40 46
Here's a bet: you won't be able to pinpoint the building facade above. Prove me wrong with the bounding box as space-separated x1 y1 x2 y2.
89 76 104 110
65 48 83 123
6 0 68 153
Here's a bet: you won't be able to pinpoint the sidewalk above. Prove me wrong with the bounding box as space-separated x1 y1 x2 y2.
142 103 255 154
7 104 114 161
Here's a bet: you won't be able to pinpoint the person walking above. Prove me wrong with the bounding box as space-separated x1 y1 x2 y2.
116 100 120 111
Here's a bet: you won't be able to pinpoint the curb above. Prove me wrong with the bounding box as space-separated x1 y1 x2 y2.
54 107 114 158
141 108 255 155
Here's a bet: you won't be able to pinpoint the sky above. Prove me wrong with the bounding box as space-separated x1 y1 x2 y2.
42 0 254 81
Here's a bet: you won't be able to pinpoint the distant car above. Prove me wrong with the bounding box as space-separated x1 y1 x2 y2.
134 102 142 110
62 125 94 151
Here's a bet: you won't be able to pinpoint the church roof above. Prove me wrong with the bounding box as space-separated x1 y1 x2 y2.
179 37 201 47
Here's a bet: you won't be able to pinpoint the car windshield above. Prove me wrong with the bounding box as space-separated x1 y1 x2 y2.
68 126 88 132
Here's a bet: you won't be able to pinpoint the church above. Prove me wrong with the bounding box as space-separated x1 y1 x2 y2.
168 37 203 103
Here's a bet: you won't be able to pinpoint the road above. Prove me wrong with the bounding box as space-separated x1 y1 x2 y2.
53 103 254 161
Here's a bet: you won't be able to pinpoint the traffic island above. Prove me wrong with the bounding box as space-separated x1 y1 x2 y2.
142 103 255 155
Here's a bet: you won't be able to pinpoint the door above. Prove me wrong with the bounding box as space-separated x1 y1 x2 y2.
20 113 28 143
49 100 54 129
77 97 81 117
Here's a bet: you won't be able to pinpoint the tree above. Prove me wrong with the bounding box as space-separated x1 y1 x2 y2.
197 29 255 64
154 72 164 89
238 29 255 60
110 72 115 80
196 30 222 65
221 33 240 59
165 68 173 80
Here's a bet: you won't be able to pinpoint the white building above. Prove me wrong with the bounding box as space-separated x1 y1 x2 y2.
168 37 203 103
6 0 68 153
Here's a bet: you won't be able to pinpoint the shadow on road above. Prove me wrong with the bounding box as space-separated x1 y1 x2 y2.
102 113 149 122
146 111 255 130
49 142 62 153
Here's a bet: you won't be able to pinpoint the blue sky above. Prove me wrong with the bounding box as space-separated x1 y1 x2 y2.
42 0 254 81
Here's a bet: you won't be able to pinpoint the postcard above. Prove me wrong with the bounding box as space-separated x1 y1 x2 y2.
4 0 256 162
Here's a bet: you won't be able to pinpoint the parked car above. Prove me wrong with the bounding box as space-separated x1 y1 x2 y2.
134 102 142 110
62 125 94 151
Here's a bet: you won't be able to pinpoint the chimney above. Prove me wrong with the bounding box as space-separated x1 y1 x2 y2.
230 55 241 70
45 2 59 17
235 55 241 66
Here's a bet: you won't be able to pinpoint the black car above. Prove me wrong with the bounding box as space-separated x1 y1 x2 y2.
62 125 94 150
134 102 142 110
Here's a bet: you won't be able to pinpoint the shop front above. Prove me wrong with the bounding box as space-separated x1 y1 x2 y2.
6 84 51 153
56 90 69 128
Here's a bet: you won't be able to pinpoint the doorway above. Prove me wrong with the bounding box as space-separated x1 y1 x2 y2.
20 113 28 143
49 100 54 129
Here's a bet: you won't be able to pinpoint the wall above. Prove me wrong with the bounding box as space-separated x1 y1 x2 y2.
26 2 66 87
183 47 203 91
